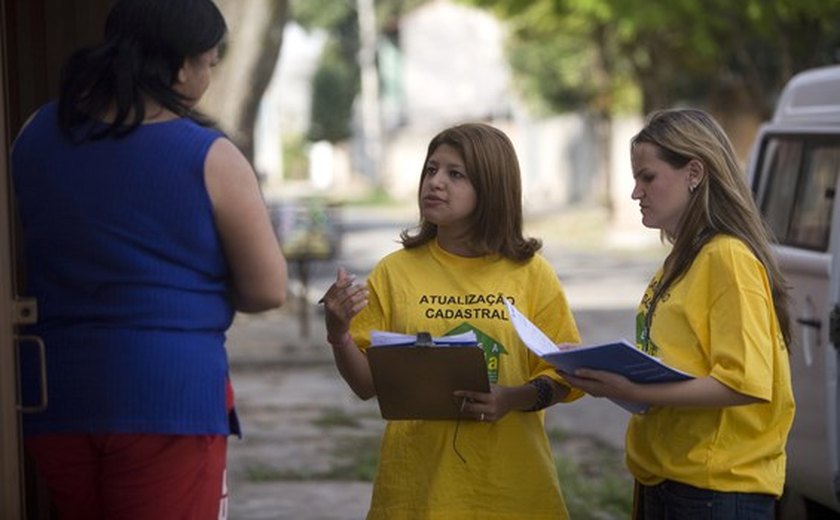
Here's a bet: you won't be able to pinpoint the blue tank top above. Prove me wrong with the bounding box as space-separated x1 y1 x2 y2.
13 102 238 436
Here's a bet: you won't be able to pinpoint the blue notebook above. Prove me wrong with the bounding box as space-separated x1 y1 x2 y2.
542 339 693 384
504 300 693 414
542 340 693 414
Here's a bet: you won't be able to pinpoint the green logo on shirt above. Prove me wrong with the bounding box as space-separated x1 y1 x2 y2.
446 323 507 384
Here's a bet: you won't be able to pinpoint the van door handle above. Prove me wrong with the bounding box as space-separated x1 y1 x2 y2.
796 298 819 367
796 318 821 329
15 335 48 413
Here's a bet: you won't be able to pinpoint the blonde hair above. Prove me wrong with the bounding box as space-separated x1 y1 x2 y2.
632 108 792 345
400 123 541 261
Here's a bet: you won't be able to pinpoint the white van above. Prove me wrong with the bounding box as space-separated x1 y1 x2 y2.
747 64 840 516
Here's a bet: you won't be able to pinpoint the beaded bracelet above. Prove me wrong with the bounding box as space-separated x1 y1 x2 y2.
525 378 554 412
327 331 353 349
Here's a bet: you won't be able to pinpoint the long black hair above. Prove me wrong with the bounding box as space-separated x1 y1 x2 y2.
58 0 226 139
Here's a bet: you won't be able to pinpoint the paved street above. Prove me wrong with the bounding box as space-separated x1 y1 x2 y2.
224 204 666 519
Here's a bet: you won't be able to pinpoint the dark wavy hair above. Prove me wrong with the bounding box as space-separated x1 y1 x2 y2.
400 122 541 261
58 0 226 139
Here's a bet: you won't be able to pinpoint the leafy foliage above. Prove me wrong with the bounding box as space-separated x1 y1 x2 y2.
292 0 431 143
462 0 840 117
292 0 360 143
308 44 359 142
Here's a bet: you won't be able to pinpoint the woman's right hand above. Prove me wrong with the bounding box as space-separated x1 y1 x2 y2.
322 267 369 341
321 267 375 400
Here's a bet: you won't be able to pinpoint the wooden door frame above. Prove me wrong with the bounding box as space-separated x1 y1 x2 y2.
0 6 24 513
1 1 112 517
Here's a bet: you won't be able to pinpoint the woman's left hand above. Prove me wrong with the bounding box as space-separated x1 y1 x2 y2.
453 384 517 423
561 369 637 401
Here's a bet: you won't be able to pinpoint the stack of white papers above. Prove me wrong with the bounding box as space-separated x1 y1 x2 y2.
370 330 478 347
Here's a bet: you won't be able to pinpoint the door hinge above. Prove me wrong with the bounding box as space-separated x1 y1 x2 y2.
12 298 37 326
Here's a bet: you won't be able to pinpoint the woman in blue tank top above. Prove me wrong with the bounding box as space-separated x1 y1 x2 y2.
11 1 288 517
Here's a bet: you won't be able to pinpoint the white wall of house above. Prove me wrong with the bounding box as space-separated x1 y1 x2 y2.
398 0 513 130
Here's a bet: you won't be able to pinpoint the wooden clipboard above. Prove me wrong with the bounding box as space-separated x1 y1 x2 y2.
366 342 489 420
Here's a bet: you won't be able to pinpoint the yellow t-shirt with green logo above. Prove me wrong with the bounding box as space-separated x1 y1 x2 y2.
627 234 795 496
350 239 581 520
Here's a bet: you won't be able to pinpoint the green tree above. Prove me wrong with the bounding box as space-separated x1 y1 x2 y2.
292 0 428 144
308 46 359 142
693 0 840 118
201 0 290 162
466 0 635 212
465 0 840 207
292 0 360 142
465 0 840 118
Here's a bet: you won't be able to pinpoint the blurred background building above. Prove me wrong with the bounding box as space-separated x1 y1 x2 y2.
198 0 840 240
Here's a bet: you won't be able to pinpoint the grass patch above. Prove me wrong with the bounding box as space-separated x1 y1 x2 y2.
244 435 380 483
525 205 669 259
556 458 634 519
324 436 381 481
548 429 634 519
311 408 364 429
342 187 401 207
525 206 610 250
245 464 305 482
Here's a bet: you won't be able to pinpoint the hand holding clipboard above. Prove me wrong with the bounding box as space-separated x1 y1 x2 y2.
366 331 489 420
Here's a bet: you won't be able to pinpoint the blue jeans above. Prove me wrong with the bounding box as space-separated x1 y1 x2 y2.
637 480 776 519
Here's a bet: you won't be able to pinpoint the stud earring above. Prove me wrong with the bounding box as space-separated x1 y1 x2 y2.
689 183 697 194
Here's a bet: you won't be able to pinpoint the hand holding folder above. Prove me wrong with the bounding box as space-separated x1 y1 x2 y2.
366 331 490 420
504 300 693 413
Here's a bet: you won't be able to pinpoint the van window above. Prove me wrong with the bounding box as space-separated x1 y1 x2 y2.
754 135 840 251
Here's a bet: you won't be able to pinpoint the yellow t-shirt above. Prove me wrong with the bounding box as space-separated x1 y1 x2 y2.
627 234 795 496
350 239 581 520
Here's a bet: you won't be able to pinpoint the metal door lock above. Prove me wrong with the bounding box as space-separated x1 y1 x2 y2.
12 298 37 325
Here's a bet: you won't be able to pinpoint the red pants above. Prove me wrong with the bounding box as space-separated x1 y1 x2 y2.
25 433 228 520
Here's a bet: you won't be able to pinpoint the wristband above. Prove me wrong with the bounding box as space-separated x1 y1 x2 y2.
327 331 353 349
525 378 554 412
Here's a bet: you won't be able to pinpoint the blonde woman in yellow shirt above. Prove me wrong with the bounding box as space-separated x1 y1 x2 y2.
564 108 794 519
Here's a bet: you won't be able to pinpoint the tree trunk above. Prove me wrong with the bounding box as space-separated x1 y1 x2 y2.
591 24 614 217
200 0 289 164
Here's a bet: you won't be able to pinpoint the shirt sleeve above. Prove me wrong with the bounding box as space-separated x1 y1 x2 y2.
706 247 776 402
528 258 584 402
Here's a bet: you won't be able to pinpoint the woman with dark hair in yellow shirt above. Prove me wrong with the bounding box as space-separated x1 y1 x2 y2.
321 122 582 519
